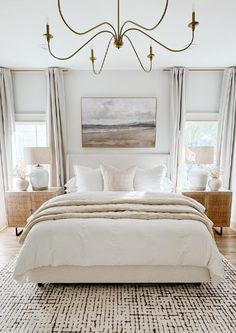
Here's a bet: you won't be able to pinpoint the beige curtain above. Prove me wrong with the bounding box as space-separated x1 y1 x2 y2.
0 163 7 230
217 67 236 228
217 67 236 189
170 67 187 191
0 68 15 229
46 68 66 187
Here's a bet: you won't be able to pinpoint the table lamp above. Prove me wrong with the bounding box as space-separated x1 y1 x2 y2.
24 147 52 190
185 146 214 190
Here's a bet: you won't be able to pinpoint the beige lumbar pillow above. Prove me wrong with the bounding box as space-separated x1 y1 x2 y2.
100 164 137 191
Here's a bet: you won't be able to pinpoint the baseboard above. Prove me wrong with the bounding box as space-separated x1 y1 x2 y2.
0 225 7 233
231 221 236 231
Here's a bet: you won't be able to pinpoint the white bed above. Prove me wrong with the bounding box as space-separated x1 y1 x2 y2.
13 153 224 285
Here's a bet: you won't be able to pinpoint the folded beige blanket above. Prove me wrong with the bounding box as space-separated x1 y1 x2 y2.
19 196 213 244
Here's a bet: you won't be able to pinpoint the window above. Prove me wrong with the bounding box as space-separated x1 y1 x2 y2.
185 120 218 149
183 113 218 187
15 122 48 163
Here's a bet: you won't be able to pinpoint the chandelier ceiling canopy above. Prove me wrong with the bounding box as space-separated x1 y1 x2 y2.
44 0 199 74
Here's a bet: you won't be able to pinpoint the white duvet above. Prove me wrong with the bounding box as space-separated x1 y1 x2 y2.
13 192 224 285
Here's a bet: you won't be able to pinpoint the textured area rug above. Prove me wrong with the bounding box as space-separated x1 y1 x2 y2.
0 259 235 333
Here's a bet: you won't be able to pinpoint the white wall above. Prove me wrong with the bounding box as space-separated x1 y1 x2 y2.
64 70 170 154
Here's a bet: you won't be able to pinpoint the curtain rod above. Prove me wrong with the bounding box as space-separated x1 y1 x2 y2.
11 68 69 72
163 67 225 72
10 67 225 73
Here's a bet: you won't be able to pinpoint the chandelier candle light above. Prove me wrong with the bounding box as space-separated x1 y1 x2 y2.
44 1 199 74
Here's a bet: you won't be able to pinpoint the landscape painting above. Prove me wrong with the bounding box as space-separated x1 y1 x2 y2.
81 97 157 148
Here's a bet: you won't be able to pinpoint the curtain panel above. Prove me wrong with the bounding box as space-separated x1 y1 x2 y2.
46 68 66 187
0 68 15 229
217 67 236 189
217 67 236 228
170 67 187 190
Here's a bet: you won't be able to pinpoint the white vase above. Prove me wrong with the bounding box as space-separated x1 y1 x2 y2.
14 178 29 191
208 177 222 191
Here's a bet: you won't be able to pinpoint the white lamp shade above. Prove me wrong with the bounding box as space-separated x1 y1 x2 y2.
185 146 214 165
24 147 52 165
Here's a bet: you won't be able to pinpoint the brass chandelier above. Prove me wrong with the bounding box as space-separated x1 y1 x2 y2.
44 0 199 74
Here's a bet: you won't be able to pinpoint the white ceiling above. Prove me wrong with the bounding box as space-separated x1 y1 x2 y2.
0 0 236 70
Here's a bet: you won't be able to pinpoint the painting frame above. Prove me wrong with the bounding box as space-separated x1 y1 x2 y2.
81 97 157 148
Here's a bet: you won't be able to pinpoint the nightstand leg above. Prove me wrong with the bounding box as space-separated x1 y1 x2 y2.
214 227 223 236
15 228 23 237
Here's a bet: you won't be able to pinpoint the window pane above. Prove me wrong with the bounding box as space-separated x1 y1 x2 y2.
185 121 218 148
35 124 47 146
15 122 47 163
183 121 218 188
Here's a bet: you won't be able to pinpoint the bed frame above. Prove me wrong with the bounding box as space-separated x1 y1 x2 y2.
26 153 211 285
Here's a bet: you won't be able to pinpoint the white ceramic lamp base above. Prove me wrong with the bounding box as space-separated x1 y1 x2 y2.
188 166 208 191
29 165 49 191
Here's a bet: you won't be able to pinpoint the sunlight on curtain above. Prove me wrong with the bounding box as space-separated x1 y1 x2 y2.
217 67 236 228
170 67 187 190
0 68 15 229
46 67 66 187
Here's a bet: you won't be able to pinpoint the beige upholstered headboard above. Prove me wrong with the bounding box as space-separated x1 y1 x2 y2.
66 153 170 180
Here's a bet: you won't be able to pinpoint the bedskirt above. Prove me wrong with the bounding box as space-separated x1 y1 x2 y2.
20 265 210 284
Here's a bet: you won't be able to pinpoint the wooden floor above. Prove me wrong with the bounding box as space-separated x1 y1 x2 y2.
214 227 236 266
0 227 236 270
0 228 21 269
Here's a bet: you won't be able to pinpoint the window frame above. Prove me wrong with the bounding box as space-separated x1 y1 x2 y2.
183 112 219 188
14 113 48 165
186 112 218 122
15 113 46 123
14 112 48 146
184 112 219 156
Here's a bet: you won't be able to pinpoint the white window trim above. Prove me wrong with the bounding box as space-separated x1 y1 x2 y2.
186 112 218 121
15 113 46 122
15 113 49 145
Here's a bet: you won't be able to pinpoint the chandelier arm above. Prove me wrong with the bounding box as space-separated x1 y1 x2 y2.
124 36 152 73
47 31 114 61
123 28 195 52
92 37 113 75
120 0 168 35
58 0 117 38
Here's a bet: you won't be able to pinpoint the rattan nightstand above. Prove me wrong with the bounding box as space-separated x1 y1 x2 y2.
182 190 232 235
6 187 64 236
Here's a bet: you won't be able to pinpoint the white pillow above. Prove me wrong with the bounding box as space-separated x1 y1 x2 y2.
162 176 173 192
134 165 167 191
74 165 103 192
65 176 77 193
100 164 137 191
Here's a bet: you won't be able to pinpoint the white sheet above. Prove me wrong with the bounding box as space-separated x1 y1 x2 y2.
13 192 224 285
